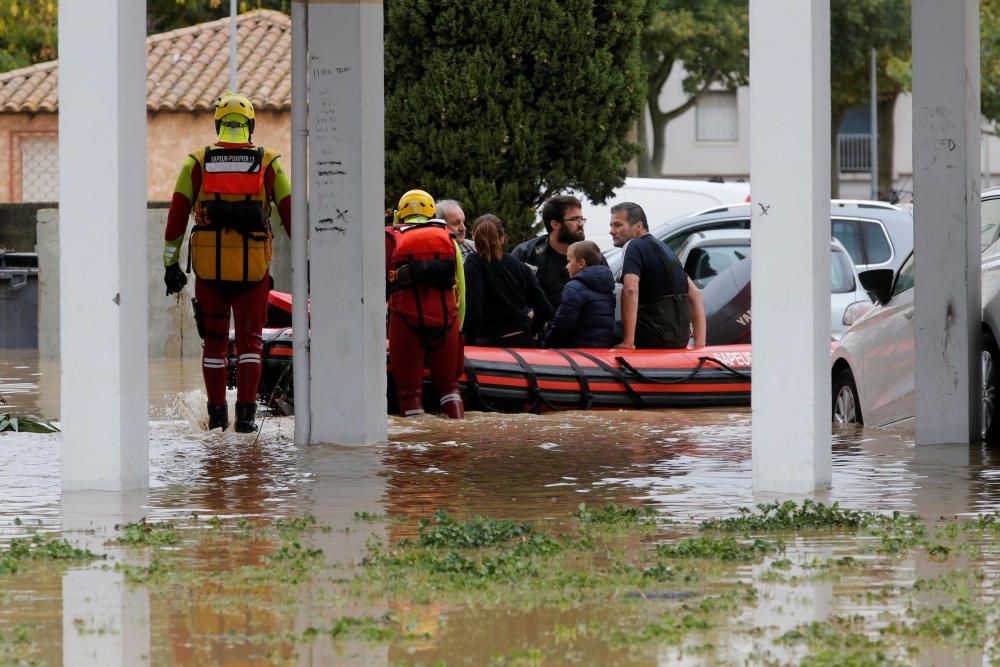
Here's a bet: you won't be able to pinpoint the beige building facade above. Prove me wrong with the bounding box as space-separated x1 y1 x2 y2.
0 10 292 204
0 110 290 203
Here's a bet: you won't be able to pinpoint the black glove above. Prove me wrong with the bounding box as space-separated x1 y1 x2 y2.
164 263 188 296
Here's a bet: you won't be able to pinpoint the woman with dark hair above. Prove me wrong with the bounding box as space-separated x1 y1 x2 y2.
463 214 553 347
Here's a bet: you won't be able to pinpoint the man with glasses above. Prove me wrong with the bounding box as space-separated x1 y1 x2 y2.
512 195 601 309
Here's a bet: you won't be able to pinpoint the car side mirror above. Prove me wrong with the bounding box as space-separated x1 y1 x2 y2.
859 268 895 305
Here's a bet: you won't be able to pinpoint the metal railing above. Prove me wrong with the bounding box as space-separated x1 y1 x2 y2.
838 133 872 173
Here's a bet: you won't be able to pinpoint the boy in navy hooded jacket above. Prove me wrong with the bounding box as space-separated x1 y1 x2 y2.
545 240 616 348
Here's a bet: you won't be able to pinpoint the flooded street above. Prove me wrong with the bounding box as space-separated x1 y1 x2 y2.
3 351 1000 665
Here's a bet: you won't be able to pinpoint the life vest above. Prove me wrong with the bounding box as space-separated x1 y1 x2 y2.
387 221 458 333
188 145 280 284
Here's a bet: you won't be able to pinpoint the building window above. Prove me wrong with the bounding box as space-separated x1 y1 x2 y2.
696 91 738 142
837 106 872 173
20 134 59 202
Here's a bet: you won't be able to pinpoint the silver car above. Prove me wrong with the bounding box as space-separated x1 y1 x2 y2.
674 229 872 340
604 199 914 278
831 188 1000 438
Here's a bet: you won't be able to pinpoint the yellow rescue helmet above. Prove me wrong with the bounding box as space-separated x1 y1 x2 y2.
214 92 255 135
395 189 435 224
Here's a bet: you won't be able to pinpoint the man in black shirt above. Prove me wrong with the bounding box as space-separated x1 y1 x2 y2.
511 195 589 309
609 202 706 349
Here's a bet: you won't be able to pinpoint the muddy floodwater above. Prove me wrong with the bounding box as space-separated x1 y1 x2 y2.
4 350 1000 665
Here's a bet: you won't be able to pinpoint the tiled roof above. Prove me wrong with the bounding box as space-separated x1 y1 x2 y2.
0 10 291 114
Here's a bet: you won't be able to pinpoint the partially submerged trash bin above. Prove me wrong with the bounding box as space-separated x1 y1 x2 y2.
0 252 39 348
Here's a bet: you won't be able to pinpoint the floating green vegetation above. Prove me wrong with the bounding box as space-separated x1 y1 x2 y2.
656 535 781 561
9 500 1000 664
112 519 181 547
0 533 103 574
573 502 659 526
0 413 59 434
700 499 885 532
0 625 36 665
414 509 552 550
778 615 905 666
298 612 431 643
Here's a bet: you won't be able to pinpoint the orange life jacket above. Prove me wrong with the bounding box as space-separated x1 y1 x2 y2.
188 145 280 283
387 221 458 333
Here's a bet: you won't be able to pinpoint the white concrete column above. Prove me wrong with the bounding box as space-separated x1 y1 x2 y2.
912 0 981 445
58 0 149 489
749 0 831 492
306 1 386 445
61 490 150 666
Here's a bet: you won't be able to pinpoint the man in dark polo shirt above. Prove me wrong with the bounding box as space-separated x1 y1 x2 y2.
511 195 591 309
609 202 706 349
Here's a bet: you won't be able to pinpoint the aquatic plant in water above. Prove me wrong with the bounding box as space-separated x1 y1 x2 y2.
0 413 59 433
0 534 103 574
8 500 999 663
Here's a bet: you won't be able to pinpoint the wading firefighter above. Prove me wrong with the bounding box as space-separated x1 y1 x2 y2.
386 190 466 418
163 92 292 432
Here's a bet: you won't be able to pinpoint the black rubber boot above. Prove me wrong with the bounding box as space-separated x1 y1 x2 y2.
234 402 258 433
207 403 229 431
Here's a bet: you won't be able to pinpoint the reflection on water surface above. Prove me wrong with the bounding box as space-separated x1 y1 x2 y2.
2 351 1000 665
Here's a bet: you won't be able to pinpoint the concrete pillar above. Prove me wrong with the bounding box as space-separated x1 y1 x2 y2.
58 0 148 489
912 0 981 445
61 490 150 666
306 1 386 445
749 0 831 492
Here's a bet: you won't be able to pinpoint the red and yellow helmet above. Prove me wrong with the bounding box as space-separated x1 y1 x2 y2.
394 189 435 223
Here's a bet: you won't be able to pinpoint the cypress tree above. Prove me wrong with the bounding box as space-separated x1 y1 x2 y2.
385 1 648 244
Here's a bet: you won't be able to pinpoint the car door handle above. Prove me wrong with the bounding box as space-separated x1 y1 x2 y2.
904 309 913 320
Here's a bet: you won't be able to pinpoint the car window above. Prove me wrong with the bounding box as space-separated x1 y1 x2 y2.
831 219 864 265
982 197 1000 251
892 253 915 297
662 218 749 253
683 244 750 288
860 220 892 264
831 248 857 294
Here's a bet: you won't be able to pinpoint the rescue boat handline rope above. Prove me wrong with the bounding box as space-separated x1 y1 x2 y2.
502 347 563 413
570 350 645 408
614 355 752 385
461 356 503 413
550 349 593 410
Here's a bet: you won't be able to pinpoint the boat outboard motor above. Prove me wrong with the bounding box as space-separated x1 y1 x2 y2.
701 257 752 346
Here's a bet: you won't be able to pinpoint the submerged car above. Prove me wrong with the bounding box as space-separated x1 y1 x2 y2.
674 229 872 340
831 187 1000 437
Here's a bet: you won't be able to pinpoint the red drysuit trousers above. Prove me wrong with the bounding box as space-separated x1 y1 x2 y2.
388 314 462 416
196 277 269 406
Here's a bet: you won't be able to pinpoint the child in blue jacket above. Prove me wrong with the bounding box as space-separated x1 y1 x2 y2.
545 240 616 348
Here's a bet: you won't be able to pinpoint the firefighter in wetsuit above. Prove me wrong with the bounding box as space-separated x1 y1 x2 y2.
162 92 292 433
386 190 466 418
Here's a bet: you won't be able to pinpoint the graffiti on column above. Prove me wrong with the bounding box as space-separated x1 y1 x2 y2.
310 57 356 234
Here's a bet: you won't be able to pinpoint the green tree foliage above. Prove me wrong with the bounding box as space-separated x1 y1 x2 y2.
887 2 1000 139
0 1 289 72
384 1 648 244
638 0 748 177
980 0 1000 133
0 1 57 72
145 0 289 34
829 0 910 200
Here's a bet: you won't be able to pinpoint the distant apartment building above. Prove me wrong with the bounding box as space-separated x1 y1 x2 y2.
650 64 1000 203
